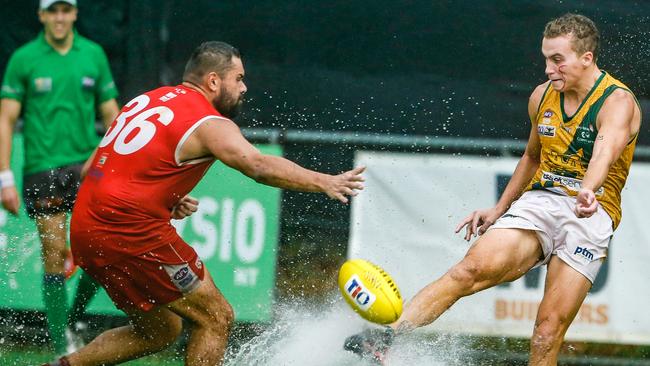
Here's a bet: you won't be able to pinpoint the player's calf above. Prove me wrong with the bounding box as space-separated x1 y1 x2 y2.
129 308 184 350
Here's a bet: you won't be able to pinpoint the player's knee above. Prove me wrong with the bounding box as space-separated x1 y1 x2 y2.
215 302 235 332
531 314 567 350
448 260 481 292
201 301 234 335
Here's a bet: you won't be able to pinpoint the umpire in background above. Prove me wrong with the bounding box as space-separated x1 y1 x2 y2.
0 0 119 354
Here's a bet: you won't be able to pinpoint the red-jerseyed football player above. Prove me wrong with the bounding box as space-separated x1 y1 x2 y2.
42 41 365 366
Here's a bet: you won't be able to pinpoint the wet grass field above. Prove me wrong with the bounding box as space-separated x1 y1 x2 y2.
1 346 183 365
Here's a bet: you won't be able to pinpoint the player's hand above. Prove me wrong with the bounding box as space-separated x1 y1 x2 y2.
455 207 503 241
171 195 199 220
1 186 20 215
575 188 598 218
323 166 365 204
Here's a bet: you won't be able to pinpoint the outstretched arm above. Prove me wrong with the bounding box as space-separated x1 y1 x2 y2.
575 89 639 218
185 118 365 203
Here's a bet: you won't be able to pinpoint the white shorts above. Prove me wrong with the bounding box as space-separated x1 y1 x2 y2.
490 190 613 283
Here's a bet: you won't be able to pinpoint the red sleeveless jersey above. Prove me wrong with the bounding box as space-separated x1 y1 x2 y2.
71 85 226 267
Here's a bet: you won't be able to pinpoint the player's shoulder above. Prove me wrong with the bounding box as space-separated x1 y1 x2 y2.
146 85 175 97
530 81 551 101
607 86 636 102
526 80 551 113
600 87 638 116
9 37 42 61
150 85 221 116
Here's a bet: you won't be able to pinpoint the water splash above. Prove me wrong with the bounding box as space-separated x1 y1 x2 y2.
225 296 468 366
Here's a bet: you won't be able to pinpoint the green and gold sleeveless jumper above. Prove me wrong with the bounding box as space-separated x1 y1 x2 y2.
527 71 638 229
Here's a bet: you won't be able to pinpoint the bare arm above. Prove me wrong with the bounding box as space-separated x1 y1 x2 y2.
575 89 638 217
183 118 364 203
80 147 97 180
98 98 120 128
455 83 546 240
80 99 120 179
0 98 22 214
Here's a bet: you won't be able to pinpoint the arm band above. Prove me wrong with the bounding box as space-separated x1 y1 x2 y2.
0 170 15 188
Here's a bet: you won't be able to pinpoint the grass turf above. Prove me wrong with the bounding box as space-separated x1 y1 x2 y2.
0 344 183 365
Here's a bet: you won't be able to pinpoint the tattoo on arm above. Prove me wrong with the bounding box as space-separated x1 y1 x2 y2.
597 135 604 140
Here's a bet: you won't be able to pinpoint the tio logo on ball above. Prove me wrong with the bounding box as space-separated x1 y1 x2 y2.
344 274 376 311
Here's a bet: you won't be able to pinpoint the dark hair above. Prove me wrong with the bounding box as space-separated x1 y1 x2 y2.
182 41 241 82
544 13 600 60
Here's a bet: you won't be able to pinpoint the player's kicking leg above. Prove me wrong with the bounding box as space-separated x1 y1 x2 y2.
344 228 543 363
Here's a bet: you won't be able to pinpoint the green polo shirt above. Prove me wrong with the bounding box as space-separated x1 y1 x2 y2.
1 31 118 174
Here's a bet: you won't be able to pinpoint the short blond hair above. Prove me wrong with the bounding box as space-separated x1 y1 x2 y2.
544 13 600 60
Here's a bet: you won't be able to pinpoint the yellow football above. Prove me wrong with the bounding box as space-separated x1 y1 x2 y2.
338 258 402 324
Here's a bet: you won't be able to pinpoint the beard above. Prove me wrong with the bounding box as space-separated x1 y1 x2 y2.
214 86 244 119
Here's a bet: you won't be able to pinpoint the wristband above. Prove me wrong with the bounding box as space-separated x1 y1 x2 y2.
0 170 15 188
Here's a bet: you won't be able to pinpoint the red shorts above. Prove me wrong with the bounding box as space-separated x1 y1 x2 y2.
80 240 205 312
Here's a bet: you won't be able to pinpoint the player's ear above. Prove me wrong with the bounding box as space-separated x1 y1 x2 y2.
206 72 221 93
38 9 46 24
581 51 594 67
71 7 78 21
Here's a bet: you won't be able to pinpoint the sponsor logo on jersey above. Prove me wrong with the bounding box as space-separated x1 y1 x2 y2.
173 267 189 281
1 85 19 94
82 76 96 88
537 125 556 137
574 246 594 261
542 109 554 124
159 92 178 102
97 153 109 166
164 263 199 292
344 274 377 311
575 125 597 144
541 171 605 196
102 81 115 92
34 77 52 93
